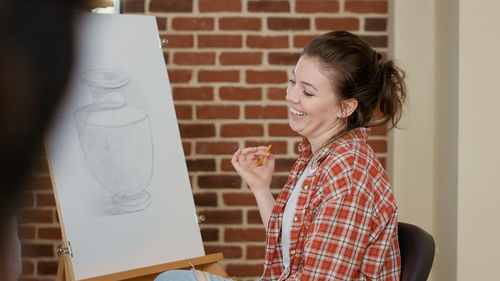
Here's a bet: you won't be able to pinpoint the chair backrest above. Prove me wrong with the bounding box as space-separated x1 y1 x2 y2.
398 222 435 281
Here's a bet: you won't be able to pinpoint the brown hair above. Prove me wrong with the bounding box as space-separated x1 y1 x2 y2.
302 31 407 132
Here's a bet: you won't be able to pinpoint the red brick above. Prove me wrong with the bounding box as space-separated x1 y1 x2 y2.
267 87 286 100
199 210 242 224
247 35 289 49
38 227 62 240
220 52 262 65
219 18 261 30
271 175 289 189
156 17 167 30
365 17 387 31
193 192 218 206
179 124 215 138
221 124 264 137
199 0 242 12
198 35 242 48
360 35 388 48
370 125 387 136
168 69 193 83
196 142 239 154
173 87 213 101
274 158 296 172
197 105 239 119
246 245 265 259
173 52 215 65
368 139 387 153
247 209 262 224
160 35 193 48
224 228 266 242
246 70 288 84
18 226 36 240
293 34 320 48
204 245 242 258
186 159 216 171
37 261 58 275
245 105 288 119
268 52 300 65
296 0 339 13
223 193 257 206
22 261 35 275
267 17 310 30
245 141 287 154
172 17 214 30
316 17 360 31
226 264 264 278
163 52 171 66
175 105 192 119
378 157 386 168
18 210 53 224
150 0 193 12
198 70 239 82
21 243 54 257
182 142 192 155
220 159 235 171
219 87 262 101
36 193 55 207
248 0 290 12
199 175 241 189
24 176 53 191
345 0 387 13
201 228 219 241
123 0 145 13
269 123 299 137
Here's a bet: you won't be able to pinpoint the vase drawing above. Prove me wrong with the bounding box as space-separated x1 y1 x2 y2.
75 69 153 214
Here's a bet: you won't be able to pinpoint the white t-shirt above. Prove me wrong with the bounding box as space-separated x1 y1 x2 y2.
281 161 316 269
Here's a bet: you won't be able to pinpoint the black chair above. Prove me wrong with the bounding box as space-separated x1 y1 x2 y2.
398 222 435 281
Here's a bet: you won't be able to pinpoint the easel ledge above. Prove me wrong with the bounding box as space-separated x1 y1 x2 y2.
57 253 231 281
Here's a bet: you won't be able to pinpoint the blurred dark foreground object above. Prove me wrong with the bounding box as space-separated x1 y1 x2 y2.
0 0 81 279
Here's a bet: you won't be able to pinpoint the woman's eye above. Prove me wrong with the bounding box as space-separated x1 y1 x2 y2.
303 91 313 97
289 79 296 84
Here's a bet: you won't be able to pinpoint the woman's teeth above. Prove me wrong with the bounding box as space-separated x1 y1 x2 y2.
291 107 306 116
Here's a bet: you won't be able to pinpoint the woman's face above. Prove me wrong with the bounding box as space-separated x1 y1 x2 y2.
286 55 346 147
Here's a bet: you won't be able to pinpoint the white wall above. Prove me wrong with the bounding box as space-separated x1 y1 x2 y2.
457 1 500 279
390 0 435 236
392 0 500 280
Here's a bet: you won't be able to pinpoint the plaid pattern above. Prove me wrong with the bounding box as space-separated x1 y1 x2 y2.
261 127 400 281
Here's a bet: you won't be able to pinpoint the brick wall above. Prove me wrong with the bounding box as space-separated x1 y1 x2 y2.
18 1 389 280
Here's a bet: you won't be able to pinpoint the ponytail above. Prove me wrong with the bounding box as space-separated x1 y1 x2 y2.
373 60 407 129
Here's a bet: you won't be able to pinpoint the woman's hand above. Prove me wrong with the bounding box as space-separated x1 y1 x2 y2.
231 146 275 194
231 146 276 229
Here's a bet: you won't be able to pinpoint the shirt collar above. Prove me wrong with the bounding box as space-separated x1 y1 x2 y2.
297 127 371 164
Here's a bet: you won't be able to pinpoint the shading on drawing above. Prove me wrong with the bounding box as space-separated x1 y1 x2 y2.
75 69 153 215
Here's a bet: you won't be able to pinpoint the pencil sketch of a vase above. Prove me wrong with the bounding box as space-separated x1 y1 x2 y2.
75 69 153 215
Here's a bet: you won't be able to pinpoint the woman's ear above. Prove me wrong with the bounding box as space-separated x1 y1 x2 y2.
338 98 358 118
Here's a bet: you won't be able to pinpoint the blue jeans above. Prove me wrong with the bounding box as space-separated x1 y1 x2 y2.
155 269 233 281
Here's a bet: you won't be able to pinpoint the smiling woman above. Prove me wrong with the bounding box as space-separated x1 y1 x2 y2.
156 31 407 281
232 31 407 281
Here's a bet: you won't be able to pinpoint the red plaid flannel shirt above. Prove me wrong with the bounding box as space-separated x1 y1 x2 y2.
261 127 400 281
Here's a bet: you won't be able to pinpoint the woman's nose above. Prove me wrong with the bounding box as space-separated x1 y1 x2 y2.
286 84 299 103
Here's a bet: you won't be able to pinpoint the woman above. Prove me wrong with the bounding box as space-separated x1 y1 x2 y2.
156 31 406 281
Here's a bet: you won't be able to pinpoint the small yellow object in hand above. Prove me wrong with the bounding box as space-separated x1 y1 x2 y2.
257 145 272 166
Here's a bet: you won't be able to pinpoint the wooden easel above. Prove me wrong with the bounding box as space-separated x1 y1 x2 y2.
57 251 230 281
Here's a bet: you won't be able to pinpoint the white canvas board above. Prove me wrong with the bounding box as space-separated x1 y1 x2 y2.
47 14 204 280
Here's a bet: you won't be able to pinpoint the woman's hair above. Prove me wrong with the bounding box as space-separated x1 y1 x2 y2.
302 31 407 132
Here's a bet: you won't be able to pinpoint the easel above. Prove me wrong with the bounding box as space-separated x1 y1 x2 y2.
57 249 230 281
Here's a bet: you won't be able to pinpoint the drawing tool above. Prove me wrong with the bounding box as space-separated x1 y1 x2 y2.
257 145 272 166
